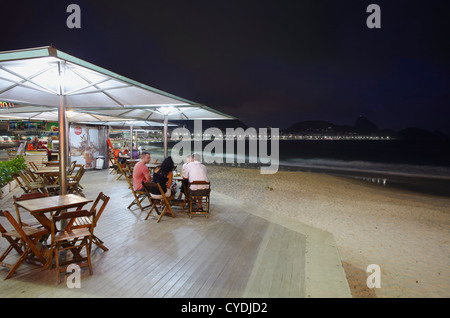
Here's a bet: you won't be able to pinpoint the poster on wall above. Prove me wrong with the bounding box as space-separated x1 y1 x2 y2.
70 125 99 169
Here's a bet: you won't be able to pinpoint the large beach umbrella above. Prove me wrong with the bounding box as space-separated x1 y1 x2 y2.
0 46 234 193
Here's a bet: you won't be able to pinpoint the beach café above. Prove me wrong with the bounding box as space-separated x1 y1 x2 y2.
0 46 351 298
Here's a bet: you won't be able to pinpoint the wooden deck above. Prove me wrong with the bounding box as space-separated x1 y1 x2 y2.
0 170 307 297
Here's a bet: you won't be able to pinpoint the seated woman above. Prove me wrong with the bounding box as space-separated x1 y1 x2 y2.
131 146 139 159
117 147 128 165
150 156 177 198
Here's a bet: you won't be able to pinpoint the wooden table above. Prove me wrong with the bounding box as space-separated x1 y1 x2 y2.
34 167 62 185
15 194 93 269
34 166 60 175
146 163 159 174
126 159 140 164
15 194 93 231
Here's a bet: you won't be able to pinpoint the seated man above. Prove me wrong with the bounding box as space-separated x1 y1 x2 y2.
132 151 151 191
182 153 210 210
178 154 193 199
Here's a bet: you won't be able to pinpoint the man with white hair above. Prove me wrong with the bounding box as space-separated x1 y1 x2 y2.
182 153 209 210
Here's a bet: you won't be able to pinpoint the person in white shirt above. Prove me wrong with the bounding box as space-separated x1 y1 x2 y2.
182 153 210 210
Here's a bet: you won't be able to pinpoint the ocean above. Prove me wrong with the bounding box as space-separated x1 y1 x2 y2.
143 139 450 197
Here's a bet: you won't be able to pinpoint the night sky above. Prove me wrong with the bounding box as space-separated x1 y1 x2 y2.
1 0 449 135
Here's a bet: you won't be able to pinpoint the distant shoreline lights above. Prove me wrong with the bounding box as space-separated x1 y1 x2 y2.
171 120 280 174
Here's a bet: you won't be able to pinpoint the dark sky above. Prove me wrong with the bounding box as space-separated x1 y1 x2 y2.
1 0 450 134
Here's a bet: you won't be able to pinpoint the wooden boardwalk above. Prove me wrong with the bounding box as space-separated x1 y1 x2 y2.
0 170 307 297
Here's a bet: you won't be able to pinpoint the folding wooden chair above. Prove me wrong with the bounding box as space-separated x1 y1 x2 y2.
123 172 149 212
68 163 84 188
114 156 129 180
13 192 49 228
50 209 96 284
109 151 118 174
142 182 175 223
25 167 44 183
70 192 110 252
67 165 86 197
68 161 77 175
12 173 29 193
18 170 47 193
0 210 49 279
188 181 211 219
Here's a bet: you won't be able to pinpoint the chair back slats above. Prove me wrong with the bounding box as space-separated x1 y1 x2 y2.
18 170 45 193
12 173 27 192
14 192 49 201
67 165 85 196
90 192 110 226
54 210 95 222
68 192 110 252
189 181 211 186
29 161 39 171
68 161 77 175
52 210 96 234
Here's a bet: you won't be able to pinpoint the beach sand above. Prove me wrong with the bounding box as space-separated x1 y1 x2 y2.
206 165 450 298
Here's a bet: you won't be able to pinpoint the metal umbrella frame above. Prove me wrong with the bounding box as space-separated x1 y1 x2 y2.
0 46 235 193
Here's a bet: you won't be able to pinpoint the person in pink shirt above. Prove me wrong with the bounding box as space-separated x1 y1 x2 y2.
132 151 151 191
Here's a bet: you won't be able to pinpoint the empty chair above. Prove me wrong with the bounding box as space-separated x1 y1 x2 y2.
50 209 96 284
70 192 110 252
67 165 86 196
68 161 77 175
18 170 47 193
12 173 29 193
0 210 49 279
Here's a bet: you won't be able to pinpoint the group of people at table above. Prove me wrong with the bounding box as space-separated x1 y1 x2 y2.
132 152 210 216
116 142 141 164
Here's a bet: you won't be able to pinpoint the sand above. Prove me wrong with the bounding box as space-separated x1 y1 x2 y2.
206 165 450 298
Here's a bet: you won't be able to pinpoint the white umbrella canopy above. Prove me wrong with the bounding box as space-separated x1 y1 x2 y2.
0 46 234 119
0 46 235 193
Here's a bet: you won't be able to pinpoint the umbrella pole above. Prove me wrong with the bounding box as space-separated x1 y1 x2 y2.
164 114 168 158
130 124 133 157
57 61 67 195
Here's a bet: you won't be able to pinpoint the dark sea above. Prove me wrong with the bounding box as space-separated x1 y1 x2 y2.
144 139 450 197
